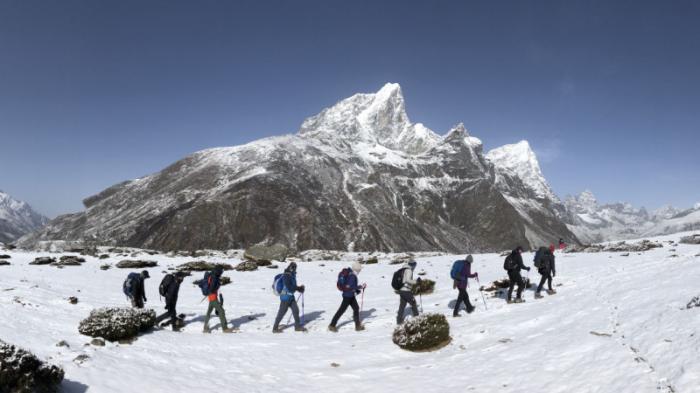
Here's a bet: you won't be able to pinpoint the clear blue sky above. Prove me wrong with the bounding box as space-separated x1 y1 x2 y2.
1 0 698 218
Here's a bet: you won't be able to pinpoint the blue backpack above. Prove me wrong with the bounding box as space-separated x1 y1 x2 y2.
198 272 212 296
122 272 140 297
450 260 465 280
336 268 352 291
272 273 285 296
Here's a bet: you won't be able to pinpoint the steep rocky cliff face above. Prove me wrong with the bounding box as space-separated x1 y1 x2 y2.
0 191 47 243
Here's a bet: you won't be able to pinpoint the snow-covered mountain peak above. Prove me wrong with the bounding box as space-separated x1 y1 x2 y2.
444 123 482 149
298 83 441 154
0 190 48 243
485 141 554 200
652 205 681 220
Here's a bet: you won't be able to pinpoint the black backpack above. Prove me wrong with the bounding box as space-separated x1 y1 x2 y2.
159 274 174 297
534 246 548 268
391 268 407 290
503 254 517 271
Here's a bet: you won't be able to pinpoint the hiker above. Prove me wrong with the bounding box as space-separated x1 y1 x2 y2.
328 261 366 332
504 246 530 303
202 266 234 333
272 262 306 333
395 260 421 324
558 238 566 250
451 255 478 317
123 270 150 309
535 247 557 298
156 272 186 331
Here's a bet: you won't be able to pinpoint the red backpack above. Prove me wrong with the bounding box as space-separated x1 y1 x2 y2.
336 268 352 291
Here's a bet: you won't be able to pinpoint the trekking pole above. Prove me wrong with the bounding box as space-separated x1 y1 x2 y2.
419 290 423 313
301 292 305 325
286 293 303 325
476 277 488 310
360 288 365 314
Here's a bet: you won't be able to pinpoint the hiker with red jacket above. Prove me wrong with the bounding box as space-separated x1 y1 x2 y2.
202 266 234 333
328 261 366 332
452 255 478 317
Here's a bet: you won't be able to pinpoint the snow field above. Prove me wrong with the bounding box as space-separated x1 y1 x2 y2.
1 232 699 392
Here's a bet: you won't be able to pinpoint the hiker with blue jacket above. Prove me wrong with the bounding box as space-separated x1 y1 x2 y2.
272 262 307 333
396 260 421 324
124 270 150 309
451 255 478 317
328 261 366 332
202 266 234 333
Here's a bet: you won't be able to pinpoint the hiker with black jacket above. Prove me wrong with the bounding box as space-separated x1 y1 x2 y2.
203 266 234 333
124 270 150 309
453 255 478 317
329 261 366 332
535 246 557 298
156 272 186 331
396 260 421 324
272 262 307 333
505 246 530 303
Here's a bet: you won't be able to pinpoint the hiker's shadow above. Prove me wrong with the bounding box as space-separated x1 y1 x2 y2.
337 308 377 328
283 310 325 328
230 313 266 328
62 379 89 393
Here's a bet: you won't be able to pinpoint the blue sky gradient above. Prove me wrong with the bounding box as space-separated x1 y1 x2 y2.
1 0 698 217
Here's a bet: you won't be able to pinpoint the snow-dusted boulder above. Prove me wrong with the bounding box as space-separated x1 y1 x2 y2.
244 243 288 263
412 279 435 295
680 234 700 245
392 313 451 351
78 307 156 341
116 260 158 268
177 261 233 272
234 260 258 272
29 256 56 265
0 339 64 393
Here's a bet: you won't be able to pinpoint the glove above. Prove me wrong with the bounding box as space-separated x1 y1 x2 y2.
362 283 367 290
474 272 479 278
143 297 148 302
553 271 556 277
298 285 305 293
527 267 531 271
416 277 423 284
355 289 361 294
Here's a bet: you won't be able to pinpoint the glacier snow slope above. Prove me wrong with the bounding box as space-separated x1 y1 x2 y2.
1 233 699 392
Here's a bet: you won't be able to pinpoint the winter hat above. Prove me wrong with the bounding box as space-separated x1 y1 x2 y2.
352 261 363 273
408 260 417 269
141 270 150 279
213 265 224 276
465 255 474 263
286 262 297 273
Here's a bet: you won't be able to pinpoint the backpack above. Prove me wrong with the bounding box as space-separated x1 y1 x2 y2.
450 260 465 280
159 274 174 297
391 268 407 290
534 246 548 269
272 273 285 296
123 272 140 297
337 268 352 291
503 254 517 271
198 271 212 296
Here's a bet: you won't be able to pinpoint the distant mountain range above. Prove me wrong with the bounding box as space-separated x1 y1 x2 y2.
14 83 700 252
0 191 48 244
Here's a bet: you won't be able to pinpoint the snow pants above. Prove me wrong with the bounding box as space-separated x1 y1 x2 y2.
397 290 419 324
453 288 474 315
273 299 301 330
507 270 524 300
330 296 360 327
537 271 553 292
204 300 227 330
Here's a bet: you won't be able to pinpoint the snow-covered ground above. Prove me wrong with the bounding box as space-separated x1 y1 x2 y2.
1 232 699 392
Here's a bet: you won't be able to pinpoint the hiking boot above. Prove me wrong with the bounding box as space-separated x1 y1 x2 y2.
222 328 236 333
535 292 544 299
295 326 308 332
506 299 513 304
272 328 283 334
328 325 338 332
202 327 211 334
453 313 461 318
355 324 365 331
466 306 475 314
513 298 525 303
547 289 557 295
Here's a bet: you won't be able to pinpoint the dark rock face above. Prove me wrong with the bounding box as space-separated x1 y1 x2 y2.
0 261 9 266
78 307 156 341
0 254 10 259
19 85 578 253
116 260 158 268
392 313 451 351
0 339 65 393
